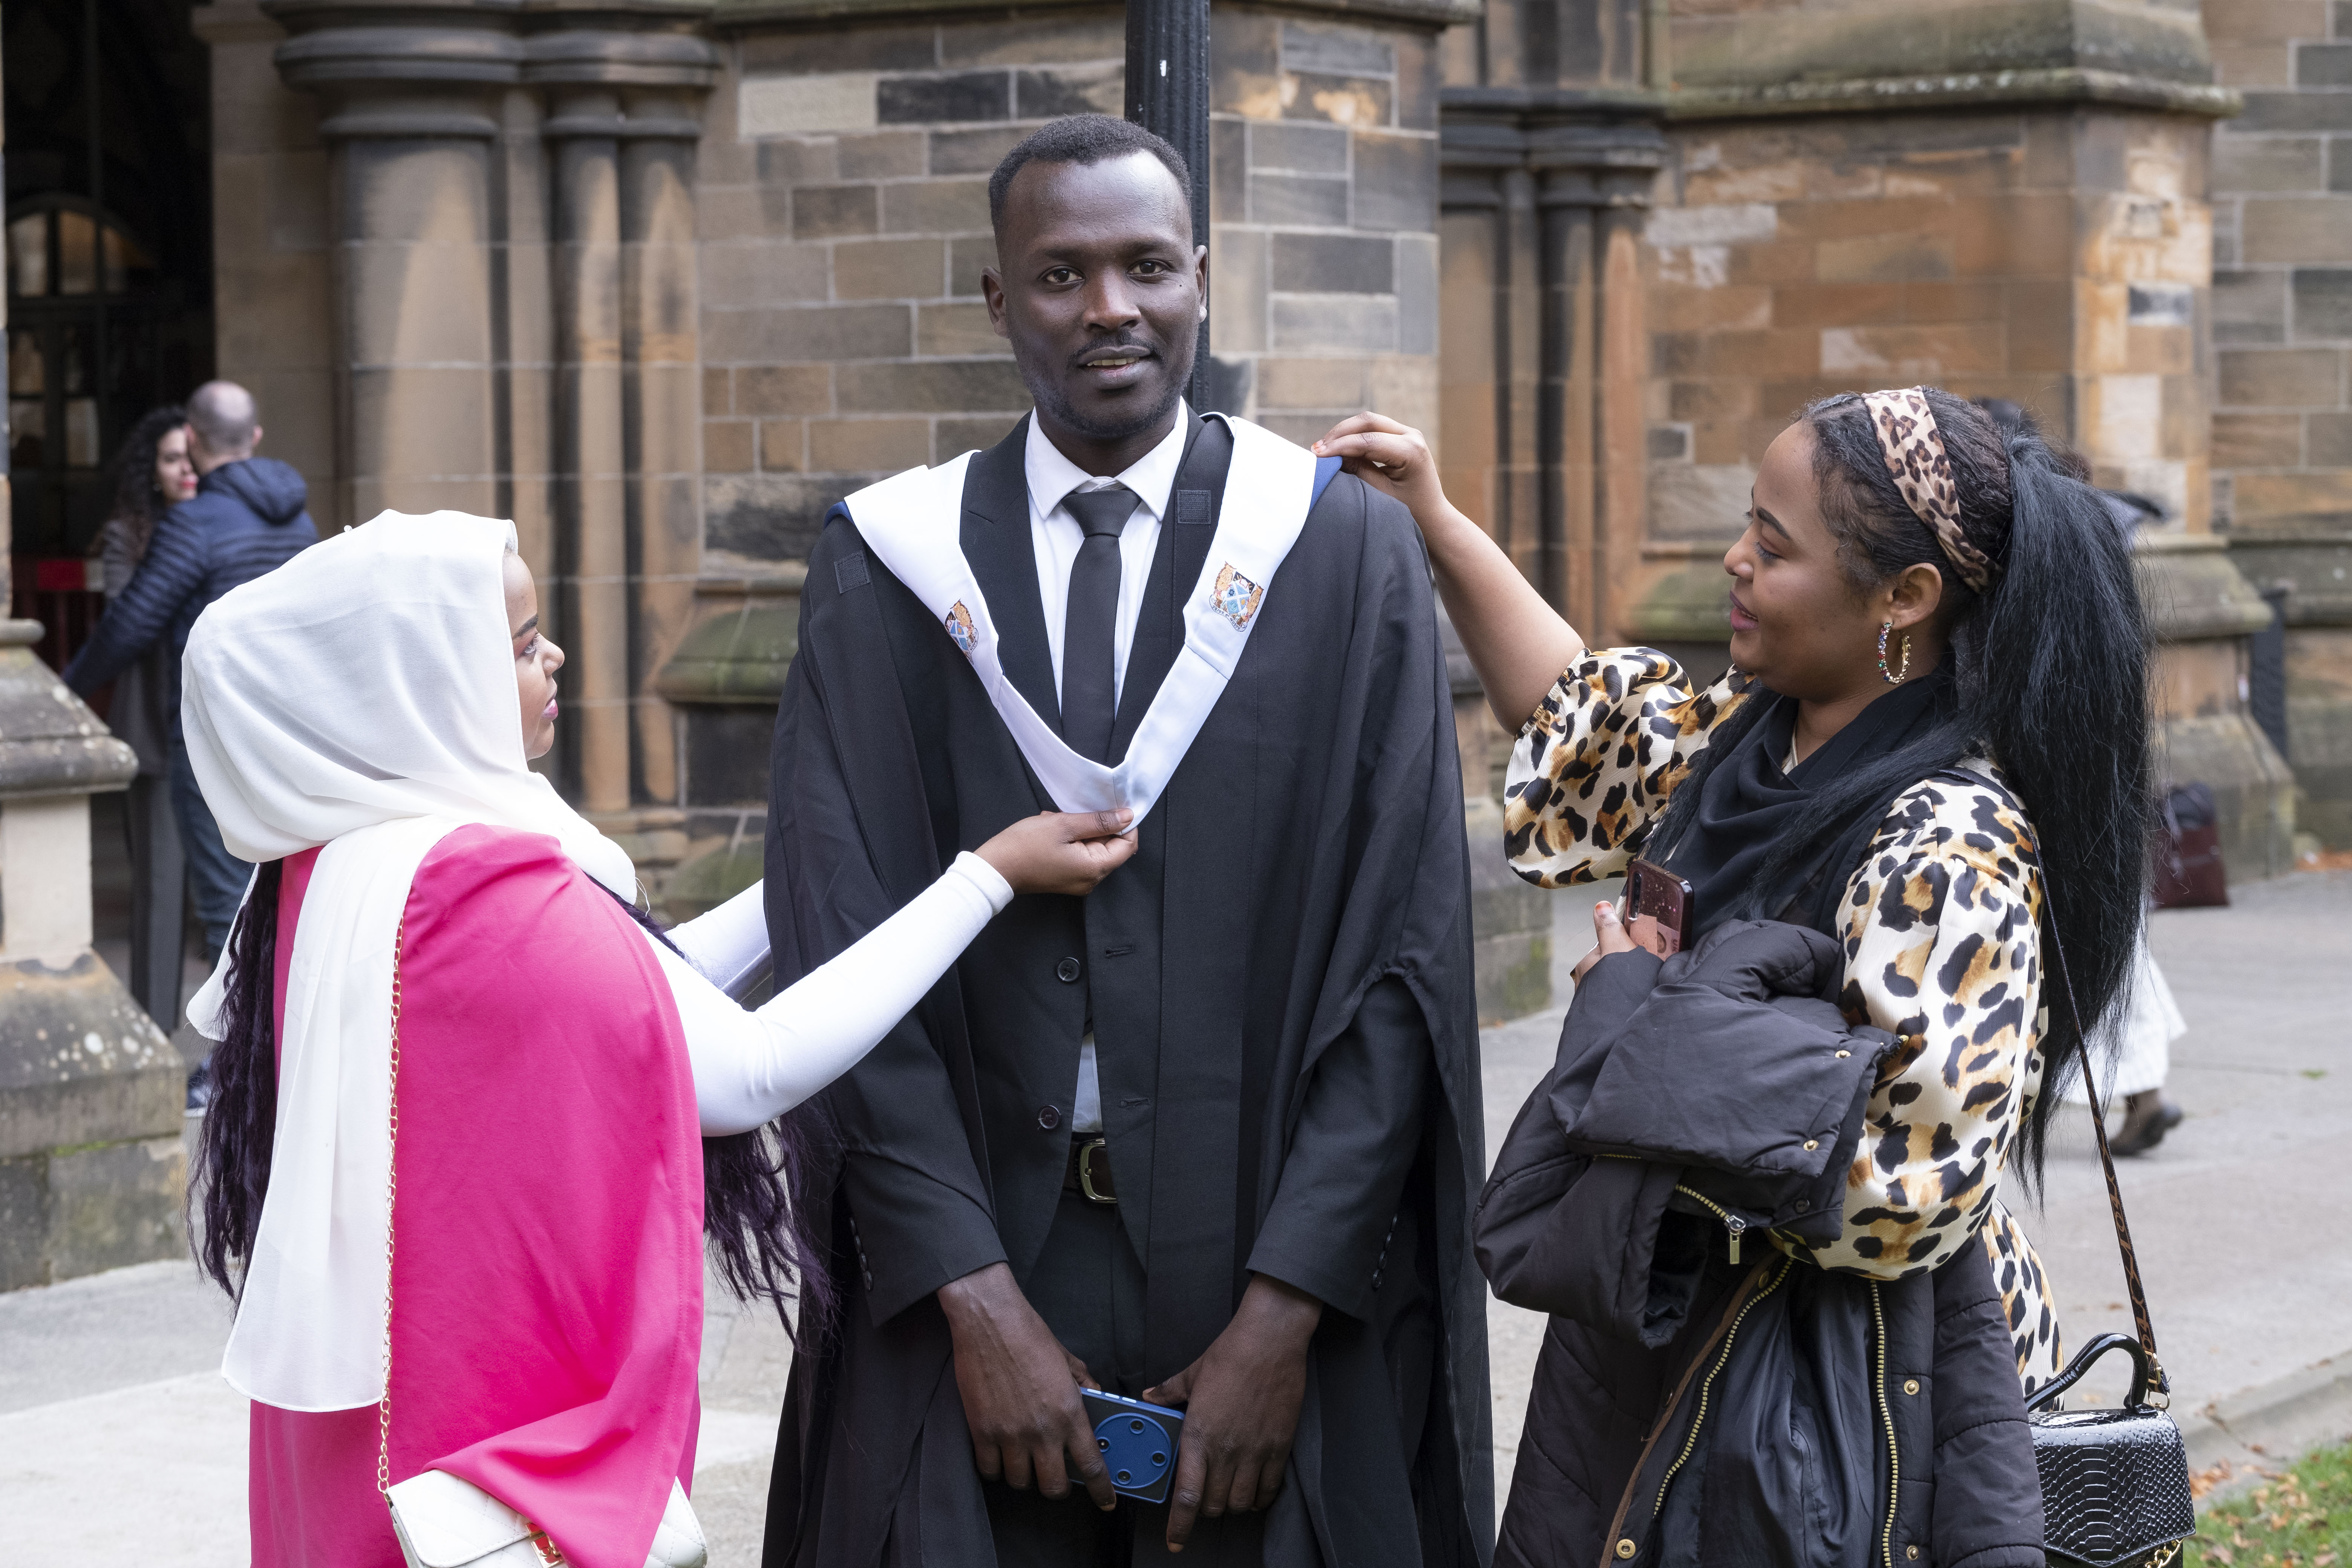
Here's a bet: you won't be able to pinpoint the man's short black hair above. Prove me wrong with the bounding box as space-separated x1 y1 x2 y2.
987 114 1192 239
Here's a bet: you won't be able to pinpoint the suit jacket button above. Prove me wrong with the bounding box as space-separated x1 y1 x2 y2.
1038 1104 1061 1130
1056 957 1082 983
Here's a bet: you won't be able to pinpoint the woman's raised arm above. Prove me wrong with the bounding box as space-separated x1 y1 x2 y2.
1315 412 1585 732
659 810 1135 1134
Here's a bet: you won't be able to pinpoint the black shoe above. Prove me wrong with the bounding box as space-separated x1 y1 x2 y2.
185 1060 214 1115
2110 1092 2183 1157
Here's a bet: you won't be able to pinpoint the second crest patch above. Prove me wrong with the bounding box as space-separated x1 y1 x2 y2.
1212 565 1265 630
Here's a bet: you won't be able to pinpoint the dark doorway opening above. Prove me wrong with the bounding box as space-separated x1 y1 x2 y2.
5 0 213 664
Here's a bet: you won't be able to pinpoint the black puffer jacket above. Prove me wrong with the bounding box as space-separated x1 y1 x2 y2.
1477 921 2044 1568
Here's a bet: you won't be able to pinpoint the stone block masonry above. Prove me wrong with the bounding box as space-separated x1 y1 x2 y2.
700 2 1447 567
1643 109 2217 539
2208 0 2352 848
2210 0 2352 531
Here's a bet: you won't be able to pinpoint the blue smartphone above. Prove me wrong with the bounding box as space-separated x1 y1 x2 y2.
1069 1389 1184 1504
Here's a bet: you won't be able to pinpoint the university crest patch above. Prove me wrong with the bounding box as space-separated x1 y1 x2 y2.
1212 565 1264 630
944 601 978 655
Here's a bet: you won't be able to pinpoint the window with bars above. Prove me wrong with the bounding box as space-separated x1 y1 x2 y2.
5 199 162 559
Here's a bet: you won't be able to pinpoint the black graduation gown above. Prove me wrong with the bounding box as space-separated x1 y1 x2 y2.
758 415 1492 1568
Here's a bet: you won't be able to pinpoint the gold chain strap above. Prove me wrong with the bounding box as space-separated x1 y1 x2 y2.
377 913 406 1498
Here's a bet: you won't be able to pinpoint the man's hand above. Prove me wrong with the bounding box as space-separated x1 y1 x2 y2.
937 1263 1117 1510
1141 1274 1323 1553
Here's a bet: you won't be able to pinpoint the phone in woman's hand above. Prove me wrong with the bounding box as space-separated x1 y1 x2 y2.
1624 859 1694 957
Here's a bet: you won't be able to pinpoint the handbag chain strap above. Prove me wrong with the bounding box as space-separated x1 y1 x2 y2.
377 914 406 1497
1945 769 2169 1405
2030 854 2171 1407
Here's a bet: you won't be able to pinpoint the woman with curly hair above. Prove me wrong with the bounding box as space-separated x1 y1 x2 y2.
93 404 200 1043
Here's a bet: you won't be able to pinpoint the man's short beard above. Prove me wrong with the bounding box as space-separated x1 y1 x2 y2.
1019 345 1191 444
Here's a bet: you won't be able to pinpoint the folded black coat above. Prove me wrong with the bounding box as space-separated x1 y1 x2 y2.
1476 921 2045 1568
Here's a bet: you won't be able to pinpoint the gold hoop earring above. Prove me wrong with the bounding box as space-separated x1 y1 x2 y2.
1876 620 1910 684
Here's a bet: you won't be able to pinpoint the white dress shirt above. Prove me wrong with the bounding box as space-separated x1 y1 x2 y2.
1024 400 1191 707
1022 402 1192 1132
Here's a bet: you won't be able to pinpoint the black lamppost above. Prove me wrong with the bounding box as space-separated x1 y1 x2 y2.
1125 0 1213 410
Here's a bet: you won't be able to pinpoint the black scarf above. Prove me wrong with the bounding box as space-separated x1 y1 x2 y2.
1649 661 1958 939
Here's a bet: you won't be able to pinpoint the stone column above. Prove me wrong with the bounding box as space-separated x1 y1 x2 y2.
264 1 519 524
0 622 176 1291
529 13 716 854
619 103 707 815
258 3 716 870
2231 528 2352 848
1439 98 1668 635
543 85 633 816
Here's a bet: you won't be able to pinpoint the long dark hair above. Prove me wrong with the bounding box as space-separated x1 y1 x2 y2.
1646 386 2152 1188
105 404 190 567
190 865 835 1340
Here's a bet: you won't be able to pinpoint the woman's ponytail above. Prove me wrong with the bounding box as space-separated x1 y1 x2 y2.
1965 426 2153 1180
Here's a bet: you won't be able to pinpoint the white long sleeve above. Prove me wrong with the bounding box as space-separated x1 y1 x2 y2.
663 876 773 996
641 852 1015 1136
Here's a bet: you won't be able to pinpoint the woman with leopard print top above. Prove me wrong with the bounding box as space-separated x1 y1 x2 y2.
1318 388 2152 1568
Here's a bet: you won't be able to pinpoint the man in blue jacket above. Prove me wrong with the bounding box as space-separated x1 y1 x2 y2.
66 380 317 984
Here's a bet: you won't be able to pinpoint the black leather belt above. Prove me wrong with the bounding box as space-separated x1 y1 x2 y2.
1063 1136 1116 1205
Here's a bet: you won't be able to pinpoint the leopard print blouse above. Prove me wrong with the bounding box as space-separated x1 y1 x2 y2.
1505 648 2065 1393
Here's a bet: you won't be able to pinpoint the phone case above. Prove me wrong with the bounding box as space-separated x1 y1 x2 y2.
1069 1390 1184 1504
1625 859 1694 958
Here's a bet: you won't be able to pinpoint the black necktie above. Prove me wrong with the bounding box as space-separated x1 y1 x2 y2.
1060 484 1136 763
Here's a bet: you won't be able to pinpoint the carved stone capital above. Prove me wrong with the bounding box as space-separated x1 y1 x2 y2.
1439 86 1668 208
260 0 717 135
713 0 1478 34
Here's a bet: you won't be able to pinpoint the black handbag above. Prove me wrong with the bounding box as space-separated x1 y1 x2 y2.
2026 906 2197 1568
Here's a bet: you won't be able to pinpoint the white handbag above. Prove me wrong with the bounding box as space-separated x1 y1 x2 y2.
387 1471 706 1568
374 917 708 1568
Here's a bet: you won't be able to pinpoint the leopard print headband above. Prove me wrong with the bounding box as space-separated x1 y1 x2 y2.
1860 388 1998 594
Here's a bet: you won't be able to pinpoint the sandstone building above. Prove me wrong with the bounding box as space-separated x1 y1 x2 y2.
6 0 2342 910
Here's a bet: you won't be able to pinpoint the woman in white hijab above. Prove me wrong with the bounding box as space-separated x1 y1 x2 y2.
181 511 1133 1568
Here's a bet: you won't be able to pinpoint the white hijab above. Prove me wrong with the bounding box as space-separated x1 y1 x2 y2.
184 510 640 1410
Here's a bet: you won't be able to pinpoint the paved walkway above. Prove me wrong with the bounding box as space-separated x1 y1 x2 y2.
5 871 2347 1560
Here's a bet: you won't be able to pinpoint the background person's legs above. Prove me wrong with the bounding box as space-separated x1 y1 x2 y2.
167 738 250 962
123 772 188 1032
168 737 251 1109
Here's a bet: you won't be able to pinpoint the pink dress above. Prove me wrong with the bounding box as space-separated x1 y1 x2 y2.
248 825 705 1568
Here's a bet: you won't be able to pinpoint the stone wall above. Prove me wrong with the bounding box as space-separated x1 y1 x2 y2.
2208 0 2352 531
2206 0 2352 848
1432 0 2295 878
1641 108 2216 547
192 3 340 533
1634 88 2292 878
695 2 1447 577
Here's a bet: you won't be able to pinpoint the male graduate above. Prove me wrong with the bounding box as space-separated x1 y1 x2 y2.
759 114 1490 1568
